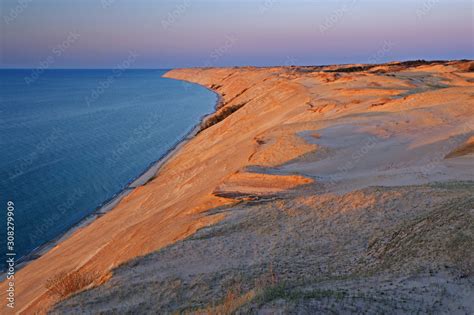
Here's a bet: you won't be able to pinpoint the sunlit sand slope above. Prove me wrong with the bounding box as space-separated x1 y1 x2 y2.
2 60 473 314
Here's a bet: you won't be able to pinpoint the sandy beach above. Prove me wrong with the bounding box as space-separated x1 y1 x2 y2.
1 60 473 314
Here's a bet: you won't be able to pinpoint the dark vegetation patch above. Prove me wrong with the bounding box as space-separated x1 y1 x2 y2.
265 59 462 76
326 65 376 73
395 59 446 67
200 101 247 132
325 60 449 74
288 66 326 74
209 84 222 90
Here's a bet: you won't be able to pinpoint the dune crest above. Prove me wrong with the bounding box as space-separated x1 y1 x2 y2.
2 60 473 314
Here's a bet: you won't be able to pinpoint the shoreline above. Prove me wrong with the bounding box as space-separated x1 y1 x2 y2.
3 60 473 314
8 75 222 275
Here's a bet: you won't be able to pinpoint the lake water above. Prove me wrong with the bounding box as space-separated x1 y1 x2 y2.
0 69 217 262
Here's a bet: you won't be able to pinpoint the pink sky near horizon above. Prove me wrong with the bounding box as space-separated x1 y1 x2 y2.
1 0 472 68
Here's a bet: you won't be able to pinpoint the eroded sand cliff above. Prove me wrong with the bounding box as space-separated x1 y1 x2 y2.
2 60 473 314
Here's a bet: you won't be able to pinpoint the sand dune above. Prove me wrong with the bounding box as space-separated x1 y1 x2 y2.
2 60 473 314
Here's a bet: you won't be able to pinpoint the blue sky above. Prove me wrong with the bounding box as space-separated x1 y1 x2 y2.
0 0 472 68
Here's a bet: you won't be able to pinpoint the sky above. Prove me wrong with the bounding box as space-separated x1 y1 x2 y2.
0 0 472 68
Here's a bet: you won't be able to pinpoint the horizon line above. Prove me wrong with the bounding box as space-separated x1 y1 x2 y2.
0 58 472 71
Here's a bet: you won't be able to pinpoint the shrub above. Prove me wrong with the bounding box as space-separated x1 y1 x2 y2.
45 270 99 298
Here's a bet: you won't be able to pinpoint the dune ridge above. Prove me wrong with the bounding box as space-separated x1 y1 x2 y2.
1 60 473 314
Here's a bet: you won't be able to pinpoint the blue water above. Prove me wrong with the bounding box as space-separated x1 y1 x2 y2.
0 69 217 262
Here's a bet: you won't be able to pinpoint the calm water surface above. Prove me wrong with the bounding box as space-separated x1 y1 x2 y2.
0 69 216 261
